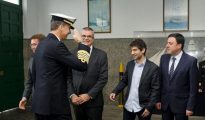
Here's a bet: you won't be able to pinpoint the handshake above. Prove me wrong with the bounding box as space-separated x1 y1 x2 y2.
71 93 91 105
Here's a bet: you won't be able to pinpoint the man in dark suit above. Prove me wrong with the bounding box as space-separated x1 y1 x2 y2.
68 27 108 120
32 13 90 120
109 38 160 120
156 33 199 120
19 33 45 110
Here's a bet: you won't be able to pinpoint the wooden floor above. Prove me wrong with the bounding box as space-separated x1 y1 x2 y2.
0 105 205 120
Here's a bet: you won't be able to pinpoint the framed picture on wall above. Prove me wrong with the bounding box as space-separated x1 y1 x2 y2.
163 0 189 31
88 0 111 33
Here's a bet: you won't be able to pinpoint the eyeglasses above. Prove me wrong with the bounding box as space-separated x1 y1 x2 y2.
82 35 93 39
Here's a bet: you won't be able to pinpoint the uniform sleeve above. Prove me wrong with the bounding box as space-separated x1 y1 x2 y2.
55 42 90 71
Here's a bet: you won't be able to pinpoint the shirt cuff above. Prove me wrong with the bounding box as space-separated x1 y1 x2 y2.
70 94 76 99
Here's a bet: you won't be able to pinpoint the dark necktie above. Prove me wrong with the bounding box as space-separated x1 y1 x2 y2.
169 57 176 80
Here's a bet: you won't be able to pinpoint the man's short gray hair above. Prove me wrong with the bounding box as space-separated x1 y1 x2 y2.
50 20 64 31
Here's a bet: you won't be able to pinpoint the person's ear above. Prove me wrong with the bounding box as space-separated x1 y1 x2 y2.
59 24 63 29
177 44 182 49
142 48 145 54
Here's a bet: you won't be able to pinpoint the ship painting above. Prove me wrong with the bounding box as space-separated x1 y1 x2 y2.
164 0 188 31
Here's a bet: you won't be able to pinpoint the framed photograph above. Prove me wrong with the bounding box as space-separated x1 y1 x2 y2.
88 0 111 33
163 0 189 31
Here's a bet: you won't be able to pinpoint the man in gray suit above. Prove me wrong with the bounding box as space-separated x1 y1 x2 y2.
110 39 160 120
19 34 45 110
69 27 108 120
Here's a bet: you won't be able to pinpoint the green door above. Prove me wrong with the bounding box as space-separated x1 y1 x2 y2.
0 1 24 111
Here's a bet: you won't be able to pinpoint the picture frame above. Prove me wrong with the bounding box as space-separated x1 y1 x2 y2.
88 0 111 33
163 0 189 31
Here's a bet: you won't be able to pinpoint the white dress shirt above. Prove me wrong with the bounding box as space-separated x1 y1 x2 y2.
124 59 146 112
90 45 93 55
169 51 183 72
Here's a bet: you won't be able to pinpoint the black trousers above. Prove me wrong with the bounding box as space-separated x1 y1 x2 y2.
123 108 152 120
35 113 72 120
162 106 188 120
74 105 103 120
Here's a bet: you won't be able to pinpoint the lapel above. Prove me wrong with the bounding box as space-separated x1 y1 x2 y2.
165 55 171 78
139 60 150 86
128 61 135 87
170 52 186 81
29 57 33 72
88 47 97 65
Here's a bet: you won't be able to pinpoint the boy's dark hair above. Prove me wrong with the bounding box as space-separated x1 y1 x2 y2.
130 38 147 55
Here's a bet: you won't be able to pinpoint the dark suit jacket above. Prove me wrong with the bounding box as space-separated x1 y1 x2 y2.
112 59 160 112
69 47 108 107
31 33 89 115
22 57 33 100
160 52 199 113
199 60 205 83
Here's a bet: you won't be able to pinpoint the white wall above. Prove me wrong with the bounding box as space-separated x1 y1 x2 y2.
189 0 205 30
23 0 39 38
23 0 205 39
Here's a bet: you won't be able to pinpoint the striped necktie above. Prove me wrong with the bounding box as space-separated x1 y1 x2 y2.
169 57 176 80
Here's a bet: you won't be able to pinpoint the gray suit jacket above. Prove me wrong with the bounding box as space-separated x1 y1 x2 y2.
22 57 33 100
